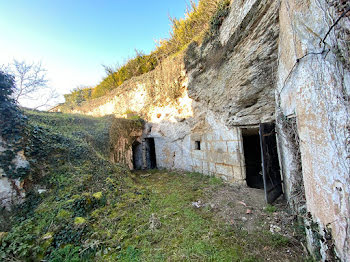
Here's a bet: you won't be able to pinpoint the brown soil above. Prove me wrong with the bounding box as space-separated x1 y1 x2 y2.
200 183 308 261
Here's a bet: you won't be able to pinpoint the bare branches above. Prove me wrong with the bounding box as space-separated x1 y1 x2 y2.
2 59 58 110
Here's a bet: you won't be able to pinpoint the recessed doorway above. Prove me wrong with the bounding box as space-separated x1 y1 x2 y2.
132 141 143 170
242 128 264 189
145 138 157 169
242 124 283 204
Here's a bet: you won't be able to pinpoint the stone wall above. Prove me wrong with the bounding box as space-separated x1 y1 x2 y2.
277 0 350 260
190 115 244 183
148 108 245 183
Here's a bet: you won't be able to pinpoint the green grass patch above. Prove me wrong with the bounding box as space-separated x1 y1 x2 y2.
1 112 305 261
264 204 277 213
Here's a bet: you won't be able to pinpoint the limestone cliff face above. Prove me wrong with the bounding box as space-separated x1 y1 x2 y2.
70 54 192 123
185 0 279 126
277 1 350 260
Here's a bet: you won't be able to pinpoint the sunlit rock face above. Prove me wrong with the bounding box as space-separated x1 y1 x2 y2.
277 1 350 261
186 0 279 126
0 137 27 210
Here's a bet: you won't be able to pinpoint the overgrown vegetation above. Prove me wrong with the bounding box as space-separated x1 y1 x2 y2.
63 0 231 108
0 111 135 260
0 107 308 261
0 71 28 179
0 165 306 261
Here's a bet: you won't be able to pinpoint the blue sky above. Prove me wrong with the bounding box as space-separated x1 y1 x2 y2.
0 0 192 107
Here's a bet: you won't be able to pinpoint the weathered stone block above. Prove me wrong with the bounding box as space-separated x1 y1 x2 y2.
212 141 228 153
213 129 238 141
192 158 203 169
209 162 216 173
223 153 240 165
206 142 213 151
232 166 245 180
191 150 204 160
227 141 239 153
205 133 214 141
215 164 234 177
202 162 210 175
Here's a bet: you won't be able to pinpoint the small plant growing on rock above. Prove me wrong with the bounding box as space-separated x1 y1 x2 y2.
209 0 231 35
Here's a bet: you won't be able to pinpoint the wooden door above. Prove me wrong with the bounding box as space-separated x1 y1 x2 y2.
259 122 283 204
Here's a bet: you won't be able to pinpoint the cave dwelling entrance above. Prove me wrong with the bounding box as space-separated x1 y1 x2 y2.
242 123 283 204
132 137 157 170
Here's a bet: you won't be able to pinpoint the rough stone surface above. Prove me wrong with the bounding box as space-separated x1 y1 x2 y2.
149 104 245 183
186 0 279 126
277 0 350 260
0 137 27 210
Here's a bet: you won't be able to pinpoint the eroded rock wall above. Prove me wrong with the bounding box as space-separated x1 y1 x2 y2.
71 54 247 182
0 72 28 210
277 0 350 260
185 0 279 126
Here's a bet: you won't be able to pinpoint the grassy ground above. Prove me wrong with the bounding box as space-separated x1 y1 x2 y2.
101 170 307 262
0 111 309 261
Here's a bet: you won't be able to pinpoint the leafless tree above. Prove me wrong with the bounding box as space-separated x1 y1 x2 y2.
3 60 58 109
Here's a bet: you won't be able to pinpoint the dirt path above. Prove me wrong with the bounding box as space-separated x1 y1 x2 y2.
132 170 308 261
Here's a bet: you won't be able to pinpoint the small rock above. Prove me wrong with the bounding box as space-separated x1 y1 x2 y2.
149 213 162 230
242 217 248 222
192 201 202 208
38 189 47 194
269 224 281 233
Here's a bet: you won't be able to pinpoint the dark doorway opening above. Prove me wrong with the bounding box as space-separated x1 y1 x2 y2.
145 138 157 169
242 128 264 189
242 124 283 203
132 141 143 170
